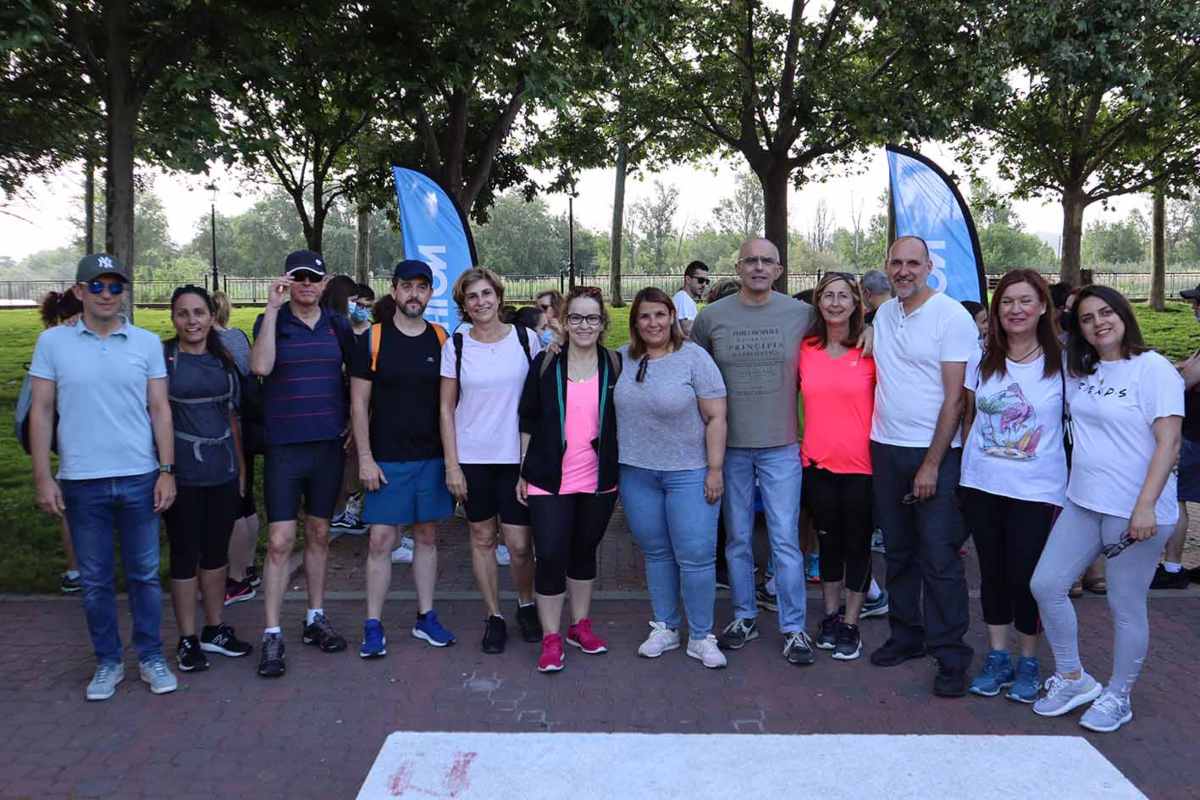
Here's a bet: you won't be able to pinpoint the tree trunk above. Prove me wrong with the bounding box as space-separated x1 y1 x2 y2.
104 0 137 319
84 155 95 253
1059 190 1087 287
1151 187 1166 311
609 141 628 307
355 205 371 284
758 163 790 293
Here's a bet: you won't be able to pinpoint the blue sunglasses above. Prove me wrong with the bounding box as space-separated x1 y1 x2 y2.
87 279 125 295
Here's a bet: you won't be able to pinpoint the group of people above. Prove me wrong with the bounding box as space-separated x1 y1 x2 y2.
29 234 1190 736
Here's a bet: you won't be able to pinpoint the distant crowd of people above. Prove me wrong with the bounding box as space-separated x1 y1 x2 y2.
26 236 1197 736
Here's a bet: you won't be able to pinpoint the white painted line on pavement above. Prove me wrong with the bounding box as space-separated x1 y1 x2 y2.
357 732 1145 799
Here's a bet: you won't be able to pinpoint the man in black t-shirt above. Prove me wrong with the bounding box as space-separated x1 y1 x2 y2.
349 260 457 656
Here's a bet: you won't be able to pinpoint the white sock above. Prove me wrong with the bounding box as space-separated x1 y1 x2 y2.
306 608 323 625
264 626 281 636
867 578 882 601
518 600 535 608
1163 562 1183 573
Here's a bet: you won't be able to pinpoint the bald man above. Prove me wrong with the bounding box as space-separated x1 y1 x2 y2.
691 238 816 666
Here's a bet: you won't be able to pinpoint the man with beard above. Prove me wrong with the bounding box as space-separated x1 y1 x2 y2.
350 260 456 657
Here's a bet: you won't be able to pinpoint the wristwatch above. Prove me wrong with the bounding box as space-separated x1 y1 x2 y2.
159 464 175 475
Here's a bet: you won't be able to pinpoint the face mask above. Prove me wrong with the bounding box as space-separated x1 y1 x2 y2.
350 306 370 323
540 328 556 346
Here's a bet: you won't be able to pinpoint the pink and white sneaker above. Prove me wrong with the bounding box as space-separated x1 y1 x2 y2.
537 633 565 672
566 619 608 654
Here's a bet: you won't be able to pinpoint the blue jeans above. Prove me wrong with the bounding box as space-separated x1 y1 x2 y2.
620 466 719 639
723 445 806 633
61 471 163 665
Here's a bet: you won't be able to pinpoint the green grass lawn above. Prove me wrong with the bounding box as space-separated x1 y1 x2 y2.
0 300 1194 592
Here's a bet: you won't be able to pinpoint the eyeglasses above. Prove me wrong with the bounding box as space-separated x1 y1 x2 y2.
86 279 125 295
738 256 780 267
1101 533 1138 560
290 271 323 284
566 313 602 327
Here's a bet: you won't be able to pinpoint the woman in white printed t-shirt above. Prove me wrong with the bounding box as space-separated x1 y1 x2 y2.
1030 285 1183 733
959 270 1068 704
439 267 543 655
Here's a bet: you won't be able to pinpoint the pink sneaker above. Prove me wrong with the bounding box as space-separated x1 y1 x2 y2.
566 619 608 654
537 634 565 672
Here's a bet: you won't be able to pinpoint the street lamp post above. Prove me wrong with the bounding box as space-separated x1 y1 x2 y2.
207 183 219 291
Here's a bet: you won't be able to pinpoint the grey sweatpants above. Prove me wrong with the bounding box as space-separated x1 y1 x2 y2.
1030 498 1170 698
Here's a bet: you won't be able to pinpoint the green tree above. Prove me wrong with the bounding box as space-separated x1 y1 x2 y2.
1082 212 1148 265
712 170 765 241
628 181 679 274
473 194 562 276
967 1 1200 285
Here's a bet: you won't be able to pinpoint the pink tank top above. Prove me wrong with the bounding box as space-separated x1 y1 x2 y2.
527 373 602 495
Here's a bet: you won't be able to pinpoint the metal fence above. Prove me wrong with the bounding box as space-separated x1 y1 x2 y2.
3 271 1200 307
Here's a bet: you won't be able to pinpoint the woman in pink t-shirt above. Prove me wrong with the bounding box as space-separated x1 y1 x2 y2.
517 287 620 673
797 272 877 661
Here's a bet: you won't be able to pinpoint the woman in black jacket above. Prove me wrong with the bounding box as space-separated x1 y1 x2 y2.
517 286 620 673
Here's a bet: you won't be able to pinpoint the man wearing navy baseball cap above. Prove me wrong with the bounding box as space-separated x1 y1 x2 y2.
249 250 355 677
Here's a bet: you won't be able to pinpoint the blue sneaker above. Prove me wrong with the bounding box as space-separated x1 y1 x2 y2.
1006 656 1040 704
412 610 456 647
805 553 820 583
969 650 1015 697
360 619 386 659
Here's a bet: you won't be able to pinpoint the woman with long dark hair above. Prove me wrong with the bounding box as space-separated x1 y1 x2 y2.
959 270 1067 703
1030 285 1183 732
517 286 621 672
798 273 877 661
616 287 728 669
163 285 253 671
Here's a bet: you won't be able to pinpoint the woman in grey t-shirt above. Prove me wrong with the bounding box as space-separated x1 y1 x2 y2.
614 288 728 669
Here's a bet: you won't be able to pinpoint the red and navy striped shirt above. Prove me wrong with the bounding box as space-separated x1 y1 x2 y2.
254 304 353 446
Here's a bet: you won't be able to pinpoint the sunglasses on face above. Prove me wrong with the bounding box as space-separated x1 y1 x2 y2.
290 271 323 284
693 277 710 286
86 279 125 295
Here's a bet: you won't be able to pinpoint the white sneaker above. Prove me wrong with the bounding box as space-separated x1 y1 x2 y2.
687 635 727 669
1033 671 1101 717
139 658 178 695
390 536 415 564
637 622 681 658
495 544 511 566
86 662 125 701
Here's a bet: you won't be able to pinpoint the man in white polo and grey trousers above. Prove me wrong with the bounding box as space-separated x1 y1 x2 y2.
867 235 980 697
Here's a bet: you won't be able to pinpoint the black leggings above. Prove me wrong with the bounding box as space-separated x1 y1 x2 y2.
803 467 873 592
164 481 239 580
527 492 617 595
960 487 1055 636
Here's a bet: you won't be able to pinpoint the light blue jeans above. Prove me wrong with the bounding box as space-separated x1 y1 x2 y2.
61 471 163 665
620 466 719 639
723 445 805 633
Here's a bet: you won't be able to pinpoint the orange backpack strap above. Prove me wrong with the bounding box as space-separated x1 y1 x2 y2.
431 323 448 347
369 323 383 372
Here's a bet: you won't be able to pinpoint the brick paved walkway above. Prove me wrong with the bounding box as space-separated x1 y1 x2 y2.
3 506 1199 799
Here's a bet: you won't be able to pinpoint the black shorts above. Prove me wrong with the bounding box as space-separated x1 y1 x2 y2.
238 454 257 519
264 439 345 523
163 480 239 580
461 463 531 526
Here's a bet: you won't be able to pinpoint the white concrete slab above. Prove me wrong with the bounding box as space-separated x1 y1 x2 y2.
357 732 1145 799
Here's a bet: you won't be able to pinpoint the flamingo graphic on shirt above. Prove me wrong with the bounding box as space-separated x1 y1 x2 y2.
975 382 1044 460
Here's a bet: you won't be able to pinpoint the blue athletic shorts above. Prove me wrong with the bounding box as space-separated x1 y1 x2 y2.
363 458 454 526
1178 438 1200 503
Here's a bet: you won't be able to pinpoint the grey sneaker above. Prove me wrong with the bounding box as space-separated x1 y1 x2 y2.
1033 671 1101 717
85 662 125 701
1079 691 1133 733
716 618 759 650
686 635 727 669
139 658 178 695
783 630 817 666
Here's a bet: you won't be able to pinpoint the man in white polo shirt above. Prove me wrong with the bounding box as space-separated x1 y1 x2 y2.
672 260 709 338
29 254 179 701
867 236 979 698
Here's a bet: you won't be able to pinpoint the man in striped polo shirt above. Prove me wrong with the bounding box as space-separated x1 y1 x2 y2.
250 250 355 678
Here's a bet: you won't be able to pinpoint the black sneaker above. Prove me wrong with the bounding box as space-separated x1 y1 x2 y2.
200 623 253 657
482 615 507 654
257 633 286 678
516 604 542 643
223 578 256 607
783 631 816 666
754 583 778 612
815 612 840 650
933 661 968 697
60 571 81 594
246 565 262 589
869 638 926 667
716 618 759 650
1150 564 1191 590
831 622 862 661
176 635 210 672
301 613 348 653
